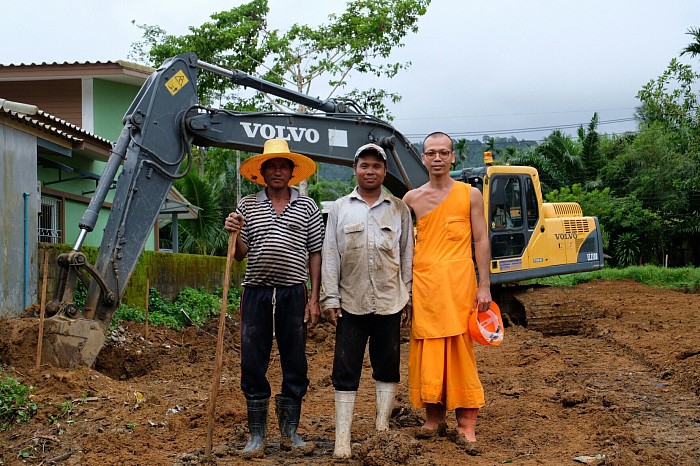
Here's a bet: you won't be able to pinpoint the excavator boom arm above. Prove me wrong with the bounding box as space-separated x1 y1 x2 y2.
72 52 426 328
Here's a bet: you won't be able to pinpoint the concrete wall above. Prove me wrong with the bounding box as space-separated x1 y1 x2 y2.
1 125 38 318
37 243 246 309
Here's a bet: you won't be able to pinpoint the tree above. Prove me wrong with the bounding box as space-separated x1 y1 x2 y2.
160 170 228 256
681 26 700 58
453 138 469 170
131 0 430 119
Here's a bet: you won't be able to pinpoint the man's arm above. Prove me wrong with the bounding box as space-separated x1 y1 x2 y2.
402 189 417 212
224 211 249 261
398 200 414 327
470 187 492 312
319 203 343 325
306 251 322 327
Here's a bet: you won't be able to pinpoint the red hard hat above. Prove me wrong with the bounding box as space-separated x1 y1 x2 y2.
469 301 504 346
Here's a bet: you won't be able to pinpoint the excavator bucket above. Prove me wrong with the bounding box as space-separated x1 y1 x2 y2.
40 318 105 368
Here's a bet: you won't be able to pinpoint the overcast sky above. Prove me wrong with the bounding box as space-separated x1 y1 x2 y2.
2 0 698 142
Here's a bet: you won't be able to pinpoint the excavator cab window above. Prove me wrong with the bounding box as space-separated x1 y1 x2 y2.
489 175 526 258
525 177 539 229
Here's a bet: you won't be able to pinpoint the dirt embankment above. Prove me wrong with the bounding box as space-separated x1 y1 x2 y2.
1 280 699 465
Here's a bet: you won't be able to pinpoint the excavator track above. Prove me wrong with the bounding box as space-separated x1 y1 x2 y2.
494 284 586 336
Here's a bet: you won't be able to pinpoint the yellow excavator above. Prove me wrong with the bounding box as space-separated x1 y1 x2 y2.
451 154 604 333
25 53 603 367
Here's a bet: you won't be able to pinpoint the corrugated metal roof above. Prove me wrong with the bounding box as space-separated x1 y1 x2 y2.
0 60 154 86
0 60 154 72
36 110 111 144
1 107 81 144
0 99 110 146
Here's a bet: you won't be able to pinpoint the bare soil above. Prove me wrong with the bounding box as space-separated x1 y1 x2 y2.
1 279 699 465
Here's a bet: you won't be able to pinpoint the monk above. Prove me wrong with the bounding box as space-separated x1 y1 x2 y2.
402 131 492 452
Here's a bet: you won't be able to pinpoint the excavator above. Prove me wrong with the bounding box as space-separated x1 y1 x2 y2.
35 53 603 368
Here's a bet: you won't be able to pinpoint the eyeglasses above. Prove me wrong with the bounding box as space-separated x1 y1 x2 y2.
423 150 452 159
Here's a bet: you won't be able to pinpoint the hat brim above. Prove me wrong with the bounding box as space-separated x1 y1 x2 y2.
239 151 317 187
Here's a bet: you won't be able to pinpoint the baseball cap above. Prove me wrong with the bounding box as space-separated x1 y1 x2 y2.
354 143 387 162
469 301 504 346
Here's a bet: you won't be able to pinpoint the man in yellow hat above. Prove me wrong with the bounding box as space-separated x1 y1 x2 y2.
224 138 323 457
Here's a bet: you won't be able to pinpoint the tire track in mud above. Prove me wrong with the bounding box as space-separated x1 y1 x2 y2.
537 329 700 465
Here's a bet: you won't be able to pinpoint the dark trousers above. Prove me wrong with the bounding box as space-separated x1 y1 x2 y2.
240 284 309 401
332 311 402 392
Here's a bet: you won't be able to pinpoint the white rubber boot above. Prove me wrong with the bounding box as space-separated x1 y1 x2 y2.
375 381 397 431
333 391 356 459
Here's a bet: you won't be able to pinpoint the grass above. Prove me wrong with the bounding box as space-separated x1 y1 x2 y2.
0 370 38 431
524 265 700 292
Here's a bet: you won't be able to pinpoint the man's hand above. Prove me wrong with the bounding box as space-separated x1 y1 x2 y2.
401 302 413 328
225 212 244 232
324 308 342 326
305 298 321 328
474 286 492 313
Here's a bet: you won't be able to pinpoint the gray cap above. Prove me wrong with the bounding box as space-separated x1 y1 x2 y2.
354 143 387 162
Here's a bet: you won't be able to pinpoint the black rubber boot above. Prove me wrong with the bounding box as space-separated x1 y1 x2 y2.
275 395 314 454
240 398 268 458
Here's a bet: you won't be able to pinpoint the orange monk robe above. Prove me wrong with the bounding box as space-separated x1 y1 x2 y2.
408 182 485 410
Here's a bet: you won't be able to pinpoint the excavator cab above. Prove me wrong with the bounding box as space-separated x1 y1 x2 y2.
452 157 604 285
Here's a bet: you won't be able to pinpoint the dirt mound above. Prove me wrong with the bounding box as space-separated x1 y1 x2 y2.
1 280 699 465
357 430 421 465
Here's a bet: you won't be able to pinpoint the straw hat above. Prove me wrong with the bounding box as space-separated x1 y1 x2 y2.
469 301 504 346
239 139 316 186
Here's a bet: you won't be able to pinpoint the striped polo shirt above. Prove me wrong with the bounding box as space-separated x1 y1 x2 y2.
237 188 324 287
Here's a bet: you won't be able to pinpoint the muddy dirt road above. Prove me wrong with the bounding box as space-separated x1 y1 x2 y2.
1 280 699 465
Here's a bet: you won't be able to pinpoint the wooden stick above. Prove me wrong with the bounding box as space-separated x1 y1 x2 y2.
36 251 49 367
145 272 150 339
205 231 238 460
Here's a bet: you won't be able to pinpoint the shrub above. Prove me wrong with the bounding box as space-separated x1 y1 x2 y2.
111 286 239 331
0 372 38 431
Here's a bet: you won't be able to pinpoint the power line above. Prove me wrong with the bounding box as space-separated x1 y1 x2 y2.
395 107 639 121
403 117 637 139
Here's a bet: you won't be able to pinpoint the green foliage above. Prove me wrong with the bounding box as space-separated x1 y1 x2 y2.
112 286 237 331
130 0 271 105
527 265 700 292
681 27 700 58
169 170 228 256
0 372 38 431
130 0 430 117
73 280 87 310
308 178 355 206
614 232 641 267
213 285 242 314
174 287 220 326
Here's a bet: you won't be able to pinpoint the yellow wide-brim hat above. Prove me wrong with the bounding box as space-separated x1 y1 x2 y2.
240 138 317 186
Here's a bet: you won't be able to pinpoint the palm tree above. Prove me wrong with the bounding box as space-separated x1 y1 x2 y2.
453 138 469 170
535 130 584 188
161 170 228 256
680 27 700 58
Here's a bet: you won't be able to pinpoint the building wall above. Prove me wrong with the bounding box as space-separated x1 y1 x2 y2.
0 125 38 318
92 79 141 141
0 80 82 126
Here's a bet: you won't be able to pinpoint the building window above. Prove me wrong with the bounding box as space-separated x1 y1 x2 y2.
39 195 62 243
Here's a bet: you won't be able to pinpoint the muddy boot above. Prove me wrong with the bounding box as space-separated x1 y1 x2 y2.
375 381 397 431
240 398 268 458
334 390 356 459
275 395 314 454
